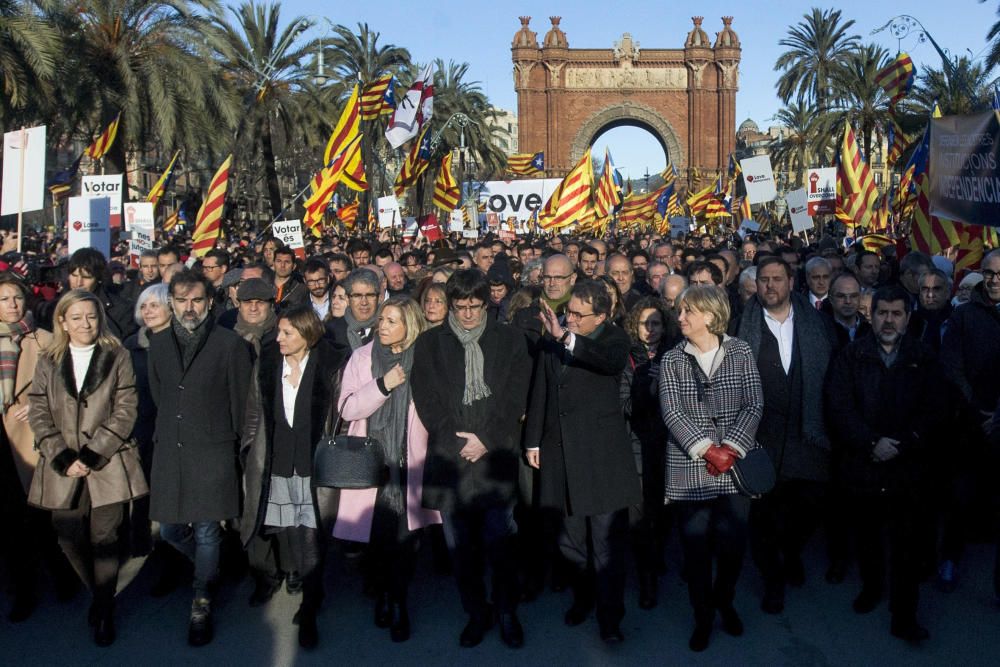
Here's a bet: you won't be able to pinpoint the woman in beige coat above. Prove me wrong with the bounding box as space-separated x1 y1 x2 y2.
27 289 145 647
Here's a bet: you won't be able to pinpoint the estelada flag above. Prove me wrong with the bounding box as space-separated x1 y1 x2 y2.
432 152 460 212
506 152 544 177
146 151 180 208
538 148 594 230
361 74 395 120
191 155 232 257
85 113 121 160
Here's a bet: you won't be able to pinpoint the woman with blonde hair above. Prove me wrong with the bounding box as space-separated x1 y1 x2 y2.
27 289 145 646
659 285 763 652
333 296 442 642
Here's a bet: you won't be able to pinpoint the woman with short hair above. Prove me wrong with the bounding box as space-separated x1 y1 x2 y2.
659 285 763 652
27 289 145 646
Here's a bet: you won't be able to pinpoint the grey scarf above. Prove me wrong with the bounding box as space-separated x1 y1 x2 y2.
447 311 491 405
369 340 415 517
171 315 211 370
235 310 277 355
344 310 377 351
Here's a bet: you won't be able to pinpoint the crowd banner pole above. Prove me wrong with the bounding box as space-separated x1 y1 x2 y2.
16 127 26 254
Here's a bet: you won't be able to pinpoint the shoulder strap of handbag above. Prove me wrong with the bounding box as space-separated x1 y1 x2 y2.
684 335 724 417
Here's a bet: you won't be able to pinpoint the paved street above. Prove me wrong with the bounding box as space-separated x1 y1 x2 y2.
2 536 999 666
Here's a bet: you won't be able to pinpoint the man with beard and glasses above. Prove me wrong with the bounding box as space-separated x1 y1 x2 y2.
825 285 948 642
147 270 252 647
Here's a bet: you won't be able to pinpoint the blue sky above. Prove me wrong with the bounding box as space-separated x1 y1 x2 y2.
281 0 999 177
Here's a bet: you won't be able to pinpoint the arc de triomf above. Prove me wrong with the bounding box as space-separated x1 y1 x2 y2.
512 16 741 179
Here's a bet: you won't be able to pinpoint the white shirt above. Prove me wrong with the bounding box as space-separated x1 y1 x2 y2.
694 346 721 379
69 343 96 393
809 292 826 309
763 305 795 374
281 353 310 426
311 296 330 321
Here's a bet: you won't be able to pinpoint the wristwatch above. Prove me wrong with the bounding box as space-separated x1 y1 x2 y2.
558 330 570 344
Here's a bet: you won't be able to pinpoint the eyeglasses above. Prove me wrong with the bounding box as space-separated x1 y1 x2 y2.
452 303 485 314
305 279 329 286
202 263 222 270
565 309 597 320
542 274 572 282
983 270 1000 282
349 292 378 301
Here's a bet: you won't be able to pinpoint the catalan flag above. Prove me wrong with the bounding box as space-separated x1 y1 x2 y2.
874 52 915 106
538 148 594 230
360 74 395 120
619 189 660 228
836 122 879 228
594 150 621 219
340 138 367 192
886 114 908 166
686 183 715 216
860 234 894 253
337 202 359 230
433 151 461 212
324 84 361 165
737 196 752 221
146 151 180 208
162 210 179 232
191 155 232 258
661 162 677 186
85 113 121 161
506 152 544 176
304 135 362 236
47 155 82 204
393 126 432 197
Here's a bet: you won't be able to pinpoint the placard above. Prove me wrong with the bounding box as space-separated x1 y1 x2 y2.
740 156 777 204
129 221 154 266
477 178 563 222
1 125 46 216
738 219 760 239
449 208 464 232
82 174 124 228
786 188 813 232
377 195 400 229
67 196 110 256
806 167 837 216
272 220 304 249
461 229 479 239
669 216 691 238
122 201 154 233
930 111 1000 227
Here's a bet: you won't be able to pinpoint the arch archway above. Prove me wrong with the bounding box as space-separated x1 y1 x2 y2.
569 102 685 171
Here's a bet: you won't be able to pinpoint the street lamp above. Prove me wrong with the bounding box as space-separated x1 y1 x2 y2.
871 14 975 99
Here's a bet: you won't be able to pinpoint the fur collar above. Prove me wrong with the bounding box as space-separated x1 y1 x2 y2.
59 343 116 401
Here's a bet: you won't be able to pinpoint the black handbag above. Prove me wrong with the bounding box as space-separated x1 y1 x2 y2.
730 447 776 498
312 404 384 490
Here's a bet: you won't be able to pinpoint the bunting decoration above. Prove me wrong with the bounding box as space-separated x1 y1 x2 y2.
393 126 432 197
538 148 594 230
506 151 545 176
360 74 396 120
432 151 461 212
874 52 916 106
324 84 361 165
191 154 232 257
146 151 180 208
836 123 879 228
85 113 121 160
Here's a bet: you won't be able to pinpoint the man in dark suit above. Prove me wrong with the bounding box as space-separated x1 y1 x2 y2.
525 280 642 643
148 270 252 647
411 270 532 650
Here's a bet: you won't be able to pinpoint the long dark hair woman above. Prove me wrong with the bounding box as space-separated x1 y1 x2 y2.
659 285 763 652
332 296 442 642
240 305 344 650
27 289 146 646
620 295 679 610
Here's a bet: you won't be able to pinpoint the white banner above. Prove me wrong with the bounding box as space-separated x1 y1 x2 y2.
122 201 154 233
738 219 760 239
478 179 563 223
272 220 304 249
129 221 154 264
449 208 464 232
377 195 400 229
806 167 837 216
67 196 111 256
82 174 123 228
1 125 46 216
786 188 813 233
461 229 479 239
740 156 777 205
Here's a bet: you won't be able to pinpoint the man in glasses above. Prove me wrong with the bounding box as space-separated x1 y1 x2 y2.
525 279 640 644
511 254 577 351
412 270 531 650
325 268 381 356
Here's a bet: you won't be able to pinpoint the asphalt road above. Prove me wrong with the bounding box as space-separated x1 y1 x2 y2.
2 536 999 666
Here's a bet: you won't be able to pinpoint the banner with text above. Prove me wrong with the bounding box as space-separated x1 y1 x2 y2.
377 195 400 229
82 174 123 228
1 125 46 216
930 111 1000 227
806 167 837 215
477 179 562 223
740 156 778 205
786 188 813 232
67 196 110 256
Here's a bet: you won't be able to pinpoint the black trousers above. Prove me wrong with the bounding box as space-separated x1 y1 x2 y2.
750 479 827 593
559 508 629 628
442 504 519 618
851 492 921 622
677 494 751 624
50 487 124 611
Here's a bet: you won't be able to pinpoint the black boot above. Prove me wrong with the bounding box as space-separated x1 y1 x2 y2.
93 598 116 647
188 597 213 647
297 606 319 649
249 573 283 607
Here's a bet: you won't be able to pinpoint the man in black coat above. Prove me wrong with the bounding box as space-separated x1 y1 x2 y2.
825 286 949 642
525 280 641 644
148 270 252 647
411 270 531 650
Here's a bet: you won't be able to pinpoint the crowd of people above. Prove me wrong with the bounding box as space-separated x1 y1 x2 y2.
0 223 998 654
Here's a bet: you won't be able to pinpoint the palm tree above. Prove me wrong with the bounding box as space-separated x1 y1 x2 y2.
42 0 238 179
774 8 860 109
0 0 60 125
429 59 504 175
826 44 892 161
910 56 992 117
209 1 326 217
769 102 824 187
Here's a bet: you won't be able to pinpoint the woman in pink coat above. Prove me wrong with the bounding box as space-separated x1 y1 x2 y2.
333 296 441 643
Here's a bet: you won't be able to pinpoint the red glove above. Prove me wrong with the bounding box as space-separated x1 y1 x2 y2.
703 445 736 475
706 461 722 477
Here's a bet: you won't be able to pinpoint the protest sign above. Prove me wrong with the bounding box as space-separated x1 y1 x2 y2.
67 196 111 256
806 167 837 215
1 125 46 216
740 156 778 204
82 175 123 228
786 188 813 232
930 111 1000 227
377 195 400 229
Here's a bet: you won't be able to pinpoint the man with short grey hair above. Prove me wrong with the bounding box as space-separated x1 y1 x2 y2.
325 268 381 356
738 266 758 304
908 268 953 354
805 256 833 310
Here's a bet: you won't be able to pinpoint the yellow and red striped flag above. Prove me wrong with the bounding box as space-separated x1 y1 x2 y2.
432 151 460 212
340 137 367 191
836 123 879 228
146 151 180 208
506 152 544 177
162 210 179 232
538 148 594 230
85 113 121 160
337 202 359 230
886 114 908 166
324 84 361 165
393 126 431 197
191 154 232 257
594 150 620 219
686 183 715 216
860 234 894 253
360 74 394 120
304 135 361 236
875 52 915 106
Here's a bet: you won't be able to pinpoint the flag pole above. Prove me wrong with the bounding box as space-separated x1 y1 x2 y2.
16 127 26 254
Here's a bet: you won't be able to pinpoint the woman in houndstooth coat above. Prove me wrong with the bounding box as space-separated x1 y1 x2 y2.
658 285 763 653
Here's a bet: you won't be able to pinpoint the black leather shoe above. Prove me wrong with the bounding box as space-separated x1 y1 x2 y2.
599 622 624 644
459 614 493 648
188 598 214 647
374 592 392 628
94 614 116 647
761 589 784 615
389 602 410 643
718 606 744 637
638 572 658 610
852 589 881 614
498 612 524 648
689 624 711 652
249 577 282 607
298 610 319 649
891 618 929 642
285 571 302 595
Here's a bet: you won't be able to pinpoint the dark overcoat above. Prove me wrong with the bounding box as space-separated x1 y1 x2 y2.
147 318 252 523
524 324 641 517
